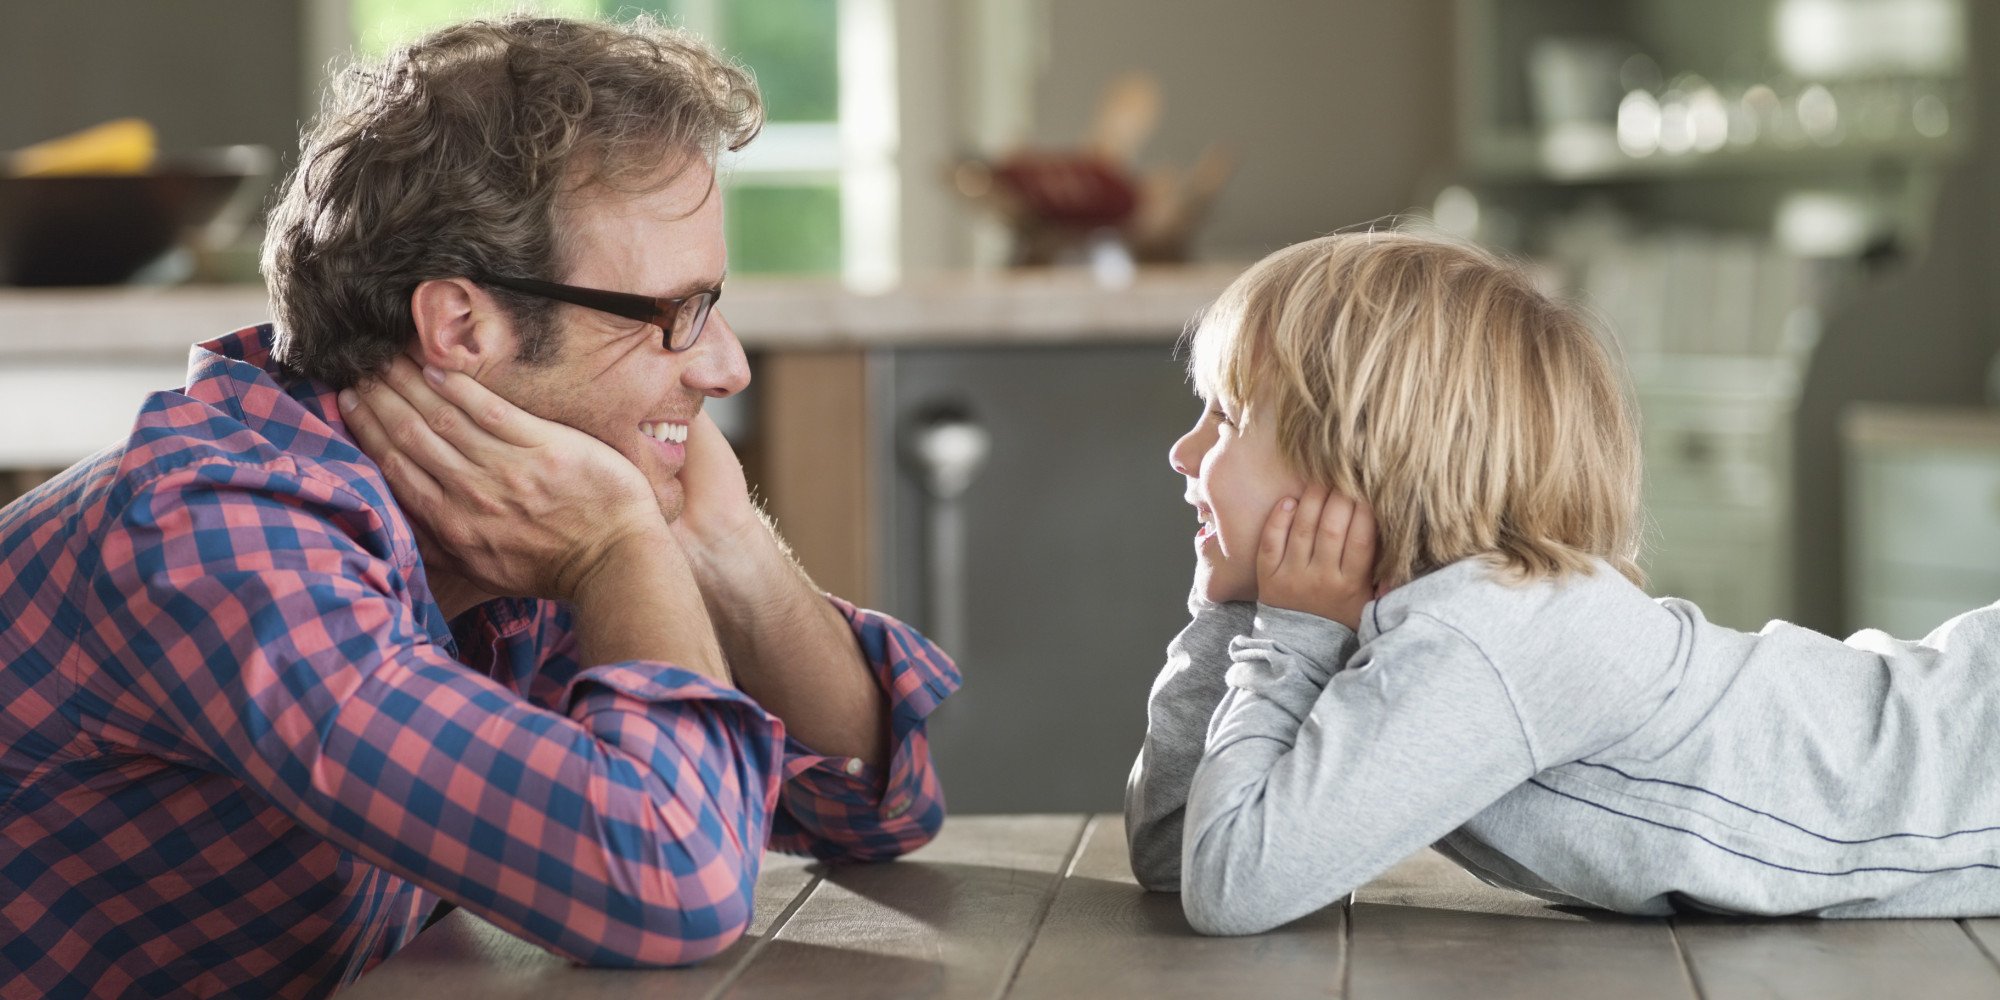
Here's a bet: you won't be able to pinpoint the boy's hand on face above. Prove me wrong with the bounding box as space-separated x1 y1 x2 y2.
1255 486 1378 632
341 355 679 604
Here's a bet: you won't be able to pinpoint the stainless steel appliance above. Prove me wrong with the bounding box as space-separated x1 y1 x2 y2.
877 342 1200 813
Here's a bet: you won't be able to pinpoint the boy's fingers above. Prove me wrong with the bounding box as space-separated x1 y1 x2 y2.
1258 497 1298 574
1320 488 1352 560
1290 486 1327 564
1344 501 1378 578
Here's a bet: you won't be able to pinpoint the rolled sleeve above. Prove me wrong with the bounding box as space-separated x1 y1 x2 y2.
768 595 961 861
97 462 786 967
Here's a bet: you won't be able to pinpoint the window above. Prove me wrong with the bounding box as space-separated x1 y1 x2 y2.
338 0 896 284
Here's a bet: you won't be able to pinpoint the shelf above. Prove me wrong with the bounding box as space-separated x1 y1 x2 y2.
1464 129 1966 185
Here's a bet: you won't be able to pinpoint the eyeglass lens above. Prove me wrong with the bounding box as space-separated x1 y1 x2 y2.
666 292 716 351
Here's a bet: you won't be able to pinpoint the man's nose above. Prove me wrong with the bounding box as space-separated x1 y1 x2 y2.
688 309 752 397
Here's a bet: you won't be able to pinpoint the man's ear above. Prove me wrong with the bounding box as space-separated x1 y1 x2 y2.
410 277 512 377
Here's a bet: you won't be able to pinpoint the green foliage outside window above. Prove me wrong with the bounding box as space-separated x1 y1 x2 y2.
350 0 834 123
726 185 841 277
721 0 837 123
347 0 843 277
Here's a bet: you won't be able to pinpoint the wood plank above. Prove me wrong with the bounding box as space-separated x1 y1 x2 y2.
337 851 820 999
1006 814 1345 999
1346 848 1695 1000
1678 918 2000 999
755 349 874 606
716 814 1088 1000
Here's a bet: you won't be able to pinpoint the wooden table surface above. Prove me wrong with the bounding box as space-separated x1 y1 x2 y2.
341 814 2000 999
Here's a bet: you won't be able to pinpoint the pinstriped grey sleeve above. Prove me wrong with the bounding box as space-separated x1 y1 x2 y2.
1124 597 1256 891
1180 607 1537 935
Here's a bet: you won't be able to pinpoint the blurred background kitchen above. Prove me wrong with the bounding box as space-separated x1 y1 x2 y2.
1 0 1994 812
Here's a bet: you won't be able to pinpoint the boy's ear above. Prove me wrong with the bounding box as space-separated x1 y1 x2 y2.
409 277 514 378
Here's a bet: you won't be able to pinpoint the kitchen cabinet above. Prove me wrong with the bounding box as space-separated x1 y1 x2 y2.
1631 356 1803 629
1441 0 1971 629
1844 405 2000 639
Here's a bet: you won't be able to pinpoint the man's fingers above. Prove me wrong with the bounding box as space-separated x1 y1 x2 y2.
683 409 727 455
339 383 448 510
416 361 544 449
374 356 518 461
350 370 480 484
1257 496 1298 576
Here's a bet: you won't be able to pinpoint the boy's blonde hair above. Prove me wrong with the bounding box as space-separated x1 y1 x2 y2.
1189 230 1644 587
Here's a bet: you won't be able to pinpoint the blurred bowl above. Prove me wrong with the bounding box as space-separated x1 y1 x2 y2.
0 144 272 286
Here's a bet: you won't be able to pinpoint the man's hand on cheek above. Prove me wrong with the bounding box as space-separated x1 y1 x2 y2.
669 410 761 549
339 355 670 602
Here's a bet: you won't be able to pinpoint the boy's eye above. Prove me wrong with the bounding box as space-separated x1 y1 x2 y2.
1207 407 1232 426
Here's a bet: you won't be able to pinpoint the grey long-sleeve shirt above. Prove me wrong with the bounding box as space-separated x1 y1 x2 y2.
1126 557 2000 935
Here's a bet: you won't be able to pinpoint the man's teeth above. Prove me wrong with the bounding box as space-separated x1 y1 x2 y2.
640 422 689 444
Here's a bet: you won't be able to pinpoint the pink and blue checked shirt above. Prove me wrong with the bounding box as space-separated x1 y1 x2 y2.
0 326 960 998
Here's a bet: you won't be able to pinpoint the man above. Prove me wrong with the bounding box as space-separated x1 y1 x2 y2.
0 15 957 997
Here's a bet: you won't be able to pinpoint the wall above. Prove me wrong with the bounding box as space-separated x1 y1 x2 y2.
0 1 302 161
1026 0 1458 259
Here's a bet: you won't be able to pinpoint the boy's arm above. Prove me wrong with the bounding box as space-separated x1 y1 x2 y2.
1178 608 1537 935
1123 594 1256 891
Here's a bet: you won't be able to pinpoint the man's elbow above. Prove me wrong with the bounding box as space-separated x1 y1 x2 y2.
598 884 757 967
580 844 761 967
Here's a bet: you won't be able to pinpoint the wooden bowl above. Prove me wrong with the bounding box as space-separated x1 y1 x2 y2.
0 145 271 286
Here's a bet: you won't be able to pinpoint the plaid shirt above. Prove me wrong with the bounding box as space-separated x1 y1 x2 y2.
0 326 959 998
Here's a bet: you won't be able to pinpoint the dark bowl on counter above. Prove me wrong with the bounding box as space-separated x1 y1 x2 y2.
0 145 272 286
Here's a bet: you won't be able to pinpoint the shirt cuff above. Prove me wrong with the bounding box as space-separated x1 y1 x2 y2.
556 660 773 719
774 596 960 856
1250 604 1359 672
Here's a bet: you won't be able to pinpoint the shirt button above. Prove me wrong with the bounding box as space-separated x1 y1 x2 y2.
843 757 865 777
885 796 911 819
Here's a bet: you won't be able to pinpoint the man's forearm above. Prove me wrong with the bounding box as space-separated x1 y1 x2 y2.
688 520 890 768
572 534 731 684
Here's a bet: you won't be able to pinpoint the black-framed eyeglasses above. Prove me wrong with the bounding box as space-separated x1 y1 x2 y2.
476 274 722 352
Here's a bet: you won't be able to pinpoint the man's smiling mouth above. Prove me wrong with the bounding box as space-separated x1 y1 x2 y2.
639 421 688 444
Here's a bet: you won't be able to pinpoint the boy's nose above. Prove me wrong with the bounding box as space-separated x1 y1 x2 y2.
1169 425 1207 476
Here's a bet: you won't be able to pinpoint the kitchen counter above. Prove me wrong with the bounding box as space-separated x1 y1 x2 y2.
1843 403 2000 449
0 264 1240 362
0 266 1239 598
